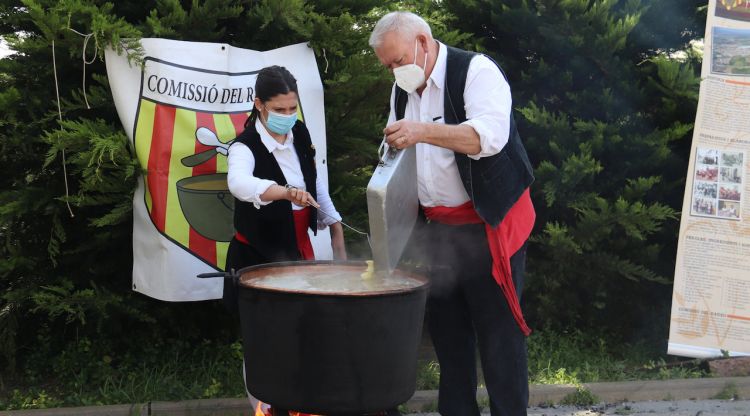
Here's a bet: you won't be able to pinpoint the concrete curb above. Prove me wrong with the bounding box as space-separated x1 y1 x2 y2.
2 377 749 416
407 376 750 412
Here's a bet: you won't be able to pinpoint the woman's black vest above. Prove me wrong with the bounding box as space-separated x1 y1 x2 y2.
230 120 317 261
395 46 534 227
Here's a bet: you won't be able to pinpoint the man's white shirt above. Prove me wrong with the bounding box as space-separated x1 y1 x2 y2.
386 41 512 208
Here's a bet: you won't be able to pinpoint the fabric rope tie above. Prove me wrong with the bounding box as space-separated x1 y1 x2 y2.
51 39 75 218
67 27 98 109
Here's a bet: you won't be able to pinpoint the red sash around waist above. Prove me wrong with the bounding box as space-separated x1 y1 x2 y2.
235 206 315 261
422 189 535 336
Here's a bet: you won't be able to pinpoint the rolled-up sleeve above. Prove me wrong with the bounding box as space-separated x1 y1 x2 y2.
315 174 342 227
227 142 276 208
462 55 512 160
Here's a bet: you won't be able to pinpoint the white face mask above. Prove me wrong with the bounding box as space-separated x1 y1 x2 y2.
393 39 427 94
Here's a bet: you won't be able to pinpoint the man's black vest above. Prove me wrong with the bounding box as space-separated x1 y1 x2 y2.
231 120 317 261
395 45 534 227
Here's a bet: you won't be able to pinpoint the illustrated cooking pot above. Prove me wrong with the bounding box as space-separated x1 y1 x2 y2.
200 260 429 415
176 173 234 242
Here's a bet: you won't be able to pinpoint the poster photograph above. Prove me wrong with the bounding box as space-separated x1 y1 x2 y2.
711 26 750 75
716 0 750 22
690 148 744 220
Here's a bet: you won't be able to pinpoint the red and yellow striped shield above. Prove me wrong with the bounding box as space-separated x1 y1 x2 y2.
134 101 249 270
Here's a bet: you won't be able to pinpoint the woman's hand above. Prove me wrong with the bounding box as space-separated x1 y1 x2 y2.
286 185 320 208
329 222 347 260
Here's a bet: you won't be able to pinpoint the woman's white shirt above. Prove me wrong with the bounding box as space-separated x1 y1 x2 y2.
227 118 342 226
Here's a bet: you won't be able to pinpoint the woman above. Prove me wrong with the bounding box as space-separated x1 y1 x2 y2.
226 65 346 416
226 65 346 273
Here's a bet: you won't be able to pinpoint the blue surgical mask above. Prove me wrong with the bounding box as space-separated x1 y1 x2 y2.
264 108 298 135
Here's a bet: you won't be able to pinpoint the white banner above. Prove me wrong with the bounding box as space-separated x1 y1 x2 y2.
669 0 750 358
105 39 332 301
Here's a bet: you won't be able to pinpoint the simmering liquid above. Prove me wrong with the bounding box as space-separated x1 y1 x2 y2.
181 179 228 191
246 269 423 294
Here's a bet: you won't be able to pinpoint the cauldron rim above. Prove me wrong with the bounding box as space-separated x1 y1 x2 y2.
235 260 429 298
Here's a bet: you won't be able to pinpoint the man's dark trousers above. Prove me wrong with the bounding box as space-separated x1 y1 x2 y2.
420 219 529 416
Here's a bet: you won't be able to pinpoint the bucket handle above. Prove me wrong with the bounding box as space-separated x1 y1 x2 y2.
377 136 400 166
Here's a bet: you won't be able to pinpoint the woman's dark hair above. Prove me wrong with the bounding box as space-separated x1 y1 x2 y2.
245 65 299 128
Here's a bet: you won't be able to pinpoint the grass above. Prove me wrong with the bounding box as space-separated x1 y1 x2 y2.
713 382 741 400
415 360 440 390
559 387 598 406
527 329 705 385
0 338 246 410
0 329 708 411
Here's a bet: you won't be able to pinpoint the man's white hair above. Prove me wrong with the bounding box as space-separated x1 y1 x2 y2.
369 11 433 49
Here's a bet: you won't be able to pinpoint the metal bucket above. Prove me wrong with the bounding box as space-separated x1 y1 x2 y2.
366 144 418 272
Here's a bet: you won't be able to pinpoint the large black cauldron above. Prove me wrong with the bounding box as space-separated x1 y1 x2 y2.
214 261 428 415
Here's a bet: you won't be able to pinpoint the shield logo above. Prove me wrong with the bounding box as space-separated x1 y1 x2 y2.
134 98 249 270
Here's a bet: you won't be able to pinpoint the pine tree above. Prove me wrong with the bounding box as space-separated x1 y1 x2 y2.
0 0 148 377
0 0 708 399
443 0 704 336
0 0 408 379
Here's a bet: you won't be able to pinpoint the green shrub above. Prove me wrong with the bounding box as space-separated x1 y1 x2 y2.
713 382 740 400
560 387 598 406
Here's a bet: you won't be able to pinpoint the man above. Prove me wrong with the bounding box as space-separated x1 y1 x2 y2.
369 11 535 416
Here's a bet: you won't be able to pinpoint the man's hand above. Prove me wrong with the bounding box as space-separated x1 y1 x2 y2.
329 222 347 260
384 120 425 150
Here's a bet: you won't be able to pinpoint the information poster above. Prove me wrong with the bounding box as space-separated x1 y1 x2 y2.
669 0 750 358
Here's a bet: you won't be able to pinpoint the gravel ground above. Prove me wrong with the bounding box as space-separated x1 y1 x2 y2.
406 399 750 416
